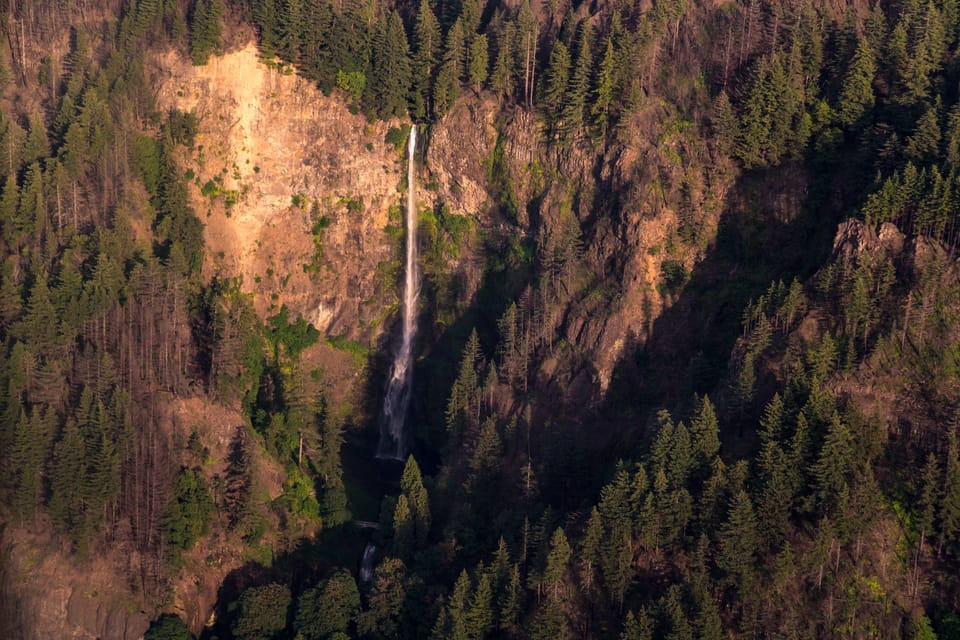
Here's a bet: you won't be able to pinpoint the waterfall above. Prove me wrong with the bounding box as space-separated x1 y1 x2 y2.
376 126 418 461
360 543 377 582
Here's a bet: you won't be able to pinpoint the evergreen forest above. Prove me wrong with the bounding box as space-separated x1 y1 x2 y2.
0 0 959 639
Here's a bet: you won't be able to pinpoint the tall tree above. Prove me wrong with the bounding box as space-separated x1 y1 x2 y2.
469 34 489 93
411 0 442 119
716 490 758 585
837 39 876 128
401 455 431 547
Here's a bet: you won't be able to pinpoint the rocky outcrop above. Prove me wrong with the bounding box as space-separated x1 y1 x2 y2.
832 220 906 262
427 96 499 218
0 528 150 640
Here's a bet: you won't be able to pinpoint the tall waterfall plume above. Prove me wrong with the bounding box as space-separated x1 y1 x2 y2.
377 126 419 460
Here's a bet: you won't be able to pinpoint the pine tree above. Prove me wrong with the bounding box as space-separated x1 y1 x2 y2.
560 23 592 140
541 41 570 131
232 583 292 640
223 427 252 528
295 569 360 640
716 490 758 584
756 440 793 544
279 0 304 64
940 430 960 555
365 11 412 119
189 0 225 65
466 570 494 639
659 585 693 640
579 506 603 591
22 111 50 164
16 162 46 239
0 113 25 179
917 453 940 554
591 37 617 139
490 23 514 99
444 570 472 640
905 105 942 164
392 493 415 560
411 0 442 119
620 609 654 640
254 0 282 60
434 20 466 116
498 563 523 633
837 39 876 128
544 527 571 598
401 455 431 547
14 270 58 350
11 409 50 520
356 557 408 638
468 34 489 94
812 413 855 510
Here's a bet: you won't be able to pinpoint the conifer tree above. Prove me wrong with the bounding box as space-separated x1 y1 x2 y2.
560 23 592 140
917 453 940 554
490 24 514 99
253 0 282 60
443 569 472 640
392 493 415 560
812 413 855 510
401 455 431 547
716 490 758 584
469 34 489 94
434 20 466 116
466 570 494 639
905 105 942 164
279 0 304 64
189 0 225 65
295 569 360 640
837 39 876 128
541 41 570 131
940 430 960 555
22 111 50 164
356 558 408 638
620 609 654 640
579 506 603 591
411 0 442 119
591 37 617 138
690 395 720 472
498 563 523 633
544 527 571 598
365 11 412 119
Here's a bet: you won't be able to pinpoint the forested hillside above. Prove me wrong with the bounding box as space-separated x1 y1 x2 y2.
0 0 959 639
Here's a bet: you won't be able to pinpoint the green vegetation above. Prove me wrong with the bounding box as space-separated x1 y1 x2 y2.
4 2 960 640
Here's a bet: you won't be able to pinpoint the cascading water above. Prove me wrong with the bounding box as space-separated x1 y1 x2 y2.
360 543 377 582
376 126 418 461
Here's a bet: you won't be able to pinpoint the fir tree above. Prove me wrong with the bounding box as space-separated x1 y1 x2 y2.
411 0 442 119
541 41 570 131
560 23 592 140
837 39 876 128
716 490 758 584
401 455 431 547
591 37 617 139
469 34 489 94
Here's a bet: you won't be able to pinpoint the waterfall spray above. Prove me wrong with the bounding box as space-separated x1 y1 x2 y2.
376 126 418 460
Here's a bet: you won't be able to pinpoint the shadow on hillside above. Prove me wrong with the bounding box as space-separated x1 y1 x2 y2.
200 524 373 640
604 159 846 448
357 209 538 469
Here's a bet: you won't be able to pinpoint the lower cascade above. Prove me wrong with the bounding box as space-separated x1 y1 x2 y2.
359 543 377 582
376 126 419 461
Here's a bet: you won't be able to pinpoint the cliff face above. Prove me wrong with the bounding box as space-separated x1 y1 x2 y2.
152 43 409 340
0 527 149 640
